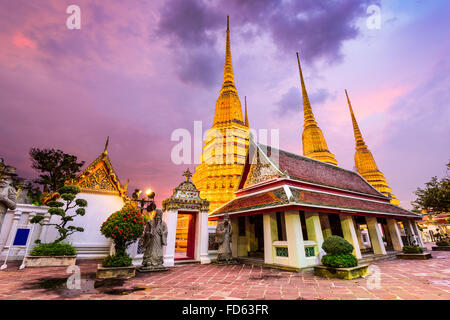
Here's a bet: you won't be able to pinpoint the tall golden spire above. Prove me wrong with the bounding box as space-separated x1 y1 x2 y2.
193 16 249 214
297 52 338 166
213 16 244 127
345 89 399 205
244 96 249 127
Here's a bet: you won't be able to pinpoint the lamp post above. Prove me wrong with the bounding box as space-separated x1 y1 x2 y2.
132 188 156 212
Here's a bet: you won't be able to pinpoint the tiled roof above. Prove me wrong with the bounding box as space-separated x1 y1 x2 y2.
262 145 384 197
211 186 417 218
212 188 288 215
290 188 414 216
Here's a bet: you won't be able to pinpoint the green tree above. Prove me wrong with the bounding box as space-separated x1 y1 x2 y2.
29 148 85 193
411 161 450 214
31 185 88 243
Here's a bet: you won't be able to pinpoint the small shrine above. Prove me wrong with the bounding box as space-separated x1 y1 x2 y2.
162 169 210 266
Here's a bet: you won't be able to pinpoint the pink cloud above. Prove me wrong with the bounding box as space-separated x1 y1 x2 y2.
12 32 36 49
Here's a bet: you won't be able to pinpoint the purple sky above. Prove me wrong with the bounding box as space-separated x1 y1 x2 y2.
0 0 449 209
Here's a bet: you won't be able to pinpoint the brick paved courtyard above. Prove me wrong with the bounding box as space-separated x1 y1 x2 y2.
0 249 449 300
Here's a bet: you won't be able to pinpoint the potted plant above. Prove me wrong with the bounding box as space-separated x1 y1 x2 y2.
432 238 450 251
27 185 87 267
397 245 432 259
314 236 368 280
97 204 145 279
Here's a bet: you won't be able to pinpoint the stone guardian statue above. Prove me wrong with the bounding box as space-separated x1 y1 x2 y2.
0 165 17 216
215 213 233 263
140 209 168 271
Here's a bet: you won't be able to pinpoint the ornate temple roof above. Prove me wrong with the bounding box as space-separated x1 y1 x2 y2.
163 169 209 212
66 137 129 201
210 138 419 219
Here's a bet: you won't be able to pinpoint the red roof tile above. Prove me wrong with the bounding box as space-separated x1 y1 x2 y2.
263 146 383 197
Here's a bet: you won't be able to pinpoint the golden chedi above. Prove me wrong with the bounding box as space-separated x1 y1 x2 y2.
192 16 249 213
345 89 400 205
296 53 338 166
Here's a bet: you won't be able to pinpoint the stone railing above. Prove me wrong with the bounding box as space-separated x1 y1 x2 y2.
0 204 49 260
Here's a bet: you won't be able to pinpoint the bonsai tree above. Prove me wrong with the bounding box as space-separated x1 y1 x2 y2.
321 236 358 268
100 204 145 267
29 185 88 256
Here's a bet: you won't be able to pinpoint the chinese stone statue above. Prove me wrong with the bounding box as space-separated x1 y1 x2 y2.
140 209 168 271
215 213 233 263
0 163 17 216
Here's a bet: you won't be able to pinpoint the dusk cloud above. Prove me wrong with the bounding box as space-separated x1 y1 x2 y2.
157 0 375 88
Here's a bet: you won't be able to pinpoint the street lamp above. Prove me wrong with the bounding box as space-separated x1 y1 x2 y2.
132 188 156 212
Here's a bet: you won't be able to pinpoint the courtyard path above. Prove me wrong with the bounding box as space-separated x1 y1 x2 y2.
0 248 449 300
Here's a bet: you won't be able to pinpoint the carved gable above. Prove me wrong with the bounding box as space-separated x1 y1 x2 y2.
78 164 118 193
243 146 280 189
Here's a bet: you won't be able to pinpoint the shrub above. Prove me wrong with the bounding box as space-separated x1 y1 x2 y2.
322 236 354 255
402 245 423 254
436 240 450 246
321 253 358 268
100 204 145 258
102 253 133 267
30 242 77 256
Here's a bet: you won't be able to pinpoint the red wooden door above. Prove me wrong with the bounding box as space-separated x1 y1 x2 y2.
186 213 196 259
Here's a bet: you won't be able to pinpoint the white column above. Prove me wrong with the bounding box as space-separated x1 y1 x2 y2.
386 218 403 251
319 214 332 239
263 212 277 265
163 210 178 267
0 210 17 254
355 226 365 249
305 212 324 254
339 214 362 259
1 210 21 257
366 216 387 255
411 220 425 247
284 210 307 268
198 210 210 264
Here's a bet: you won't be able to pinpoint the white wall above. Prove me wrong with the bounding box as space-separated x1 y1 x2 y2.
44 192 124 259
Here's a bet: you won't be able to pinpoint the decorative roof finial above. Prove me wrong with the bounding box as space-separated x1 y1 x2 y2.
103 136 109 155
183 168 192 181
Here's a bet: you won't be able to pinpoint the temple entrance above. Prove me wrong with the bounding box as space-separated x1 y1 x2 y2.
248 215 264 258
174 212 196 260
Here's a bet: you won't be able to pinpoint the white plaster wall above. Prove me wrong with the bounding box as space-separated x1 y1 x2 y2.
44 192 124 259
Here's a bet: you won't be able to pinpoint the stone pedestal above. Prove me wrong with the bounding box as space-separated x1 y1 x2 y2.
96 264 136 279
137 265 169 272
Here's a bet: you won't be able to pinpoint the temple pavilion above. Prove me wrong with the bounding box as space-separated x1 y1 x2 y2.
195 16 424 269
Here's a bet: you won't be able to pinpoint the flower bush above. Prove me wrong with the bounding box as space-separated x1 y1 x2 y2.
100 204 145 267
321 236 357 268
